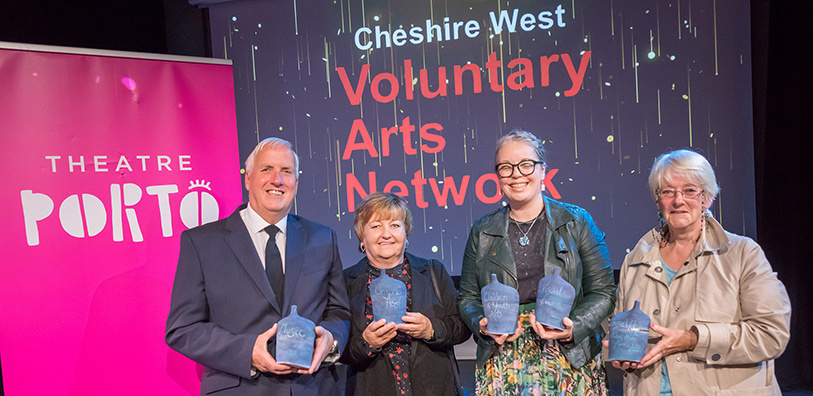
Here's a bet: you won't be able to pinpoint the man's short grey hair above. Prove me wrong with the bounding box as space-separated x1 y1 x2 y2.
244 137 300 178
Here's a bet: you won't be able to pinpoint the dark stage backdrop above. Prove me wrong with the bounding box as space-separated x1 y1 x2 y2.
205 0 755 274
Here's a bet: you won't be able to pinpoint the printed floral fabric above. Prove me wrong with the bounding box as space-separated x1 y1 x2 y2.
475 312 608 396
365 260 414 395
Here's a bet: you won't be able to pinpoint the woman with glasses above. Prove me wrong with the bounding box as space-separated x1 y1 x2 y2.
458 129 616 395
607 149 790 395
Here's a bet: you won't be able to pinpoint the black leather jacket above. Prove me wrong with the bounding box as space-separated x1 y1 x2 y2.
458 195 616 368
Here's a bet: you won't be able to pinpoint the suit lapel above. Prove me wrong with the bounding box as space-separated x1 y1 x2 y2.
224 206 281 313
283 215 306 310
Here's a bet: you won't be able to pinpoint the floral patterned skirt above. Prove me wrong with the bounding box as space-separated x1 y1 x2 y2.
475 310 608 396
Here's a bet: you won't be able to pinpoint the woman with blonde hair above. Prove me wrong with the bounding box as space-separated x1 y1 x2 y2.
458 129 615 395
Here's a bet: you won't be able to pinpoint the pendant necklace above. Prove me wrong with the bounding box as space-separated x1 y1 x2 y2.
511 215 538 246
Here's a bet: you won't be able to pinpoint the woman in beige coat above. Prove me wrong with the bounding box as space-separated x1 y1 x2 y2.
608 149 791 395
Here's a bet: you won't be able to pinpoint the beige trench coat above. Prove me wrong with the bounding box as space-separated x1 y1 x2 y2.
614 217 790 396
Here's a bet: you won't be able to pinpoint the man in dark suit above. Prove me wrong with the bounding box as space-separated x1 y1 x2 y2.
166 137 351 395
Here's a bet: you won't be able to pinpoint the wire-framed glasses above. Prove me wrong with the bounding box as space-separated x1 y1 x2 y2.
495 160 544 178
657 188 704 199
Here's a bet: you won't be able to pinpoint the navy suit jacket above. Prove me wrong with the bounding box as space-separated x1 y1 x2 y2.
166 204 351 395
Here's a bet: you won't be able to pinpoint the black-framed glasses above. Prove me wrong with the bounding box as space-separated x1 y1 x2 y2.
657 188 704 199
495 160 544 178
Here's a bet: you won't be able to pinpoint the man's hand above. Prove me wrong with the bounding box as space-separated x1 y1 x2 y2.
478 317 523 345
252 324 297 375
529 312 574 341
299 326 335 375
397 312 434 340
363 319 398 349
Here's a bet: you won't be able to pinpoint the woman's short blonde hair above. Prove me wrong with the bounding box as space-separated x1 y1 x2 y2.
495 129 547 165
648 149 719 203
353 192 413 243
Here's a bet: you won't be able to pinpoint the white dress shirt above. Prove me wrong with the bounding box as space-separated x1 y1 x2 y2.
240 204 288 273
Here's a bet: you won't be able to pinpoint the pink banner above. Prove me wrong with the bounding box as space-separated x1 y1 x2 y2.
0 45 242 395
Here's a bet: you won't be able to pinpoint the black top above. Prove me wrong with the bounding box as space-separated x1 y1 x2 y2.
508 212 548 304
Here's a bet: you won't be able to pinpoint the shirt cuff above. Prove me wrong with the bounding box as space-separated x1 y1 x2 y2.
323 339 341 364
363 339 381 356
688 323 726 364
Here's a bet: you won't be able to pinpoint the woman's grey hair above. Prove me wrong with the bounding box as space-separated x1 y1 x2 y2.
648 149 719 204
244 137 300 178
495 129 547 165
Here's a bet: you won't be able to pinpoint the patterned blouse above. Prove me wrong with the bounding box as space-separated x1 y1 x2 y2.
364 259 414 395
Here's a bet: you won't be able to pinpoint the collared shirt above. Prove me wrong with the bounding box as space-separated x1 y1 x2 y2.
240 204 288 273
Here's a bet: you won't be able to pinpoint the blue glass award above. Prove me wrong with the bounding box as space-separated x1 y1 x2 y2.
370 269 407 324
275 305 316 368
535 267 576 330
481 273 519 334
608 300 651 362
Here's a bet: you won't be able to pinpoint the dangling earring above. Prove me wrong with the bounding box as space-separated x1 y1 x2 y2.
697 209 707 244
359 243 366 253
658 210 666 232
404 239 410 249
702 199 709 219
657 210 669 243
